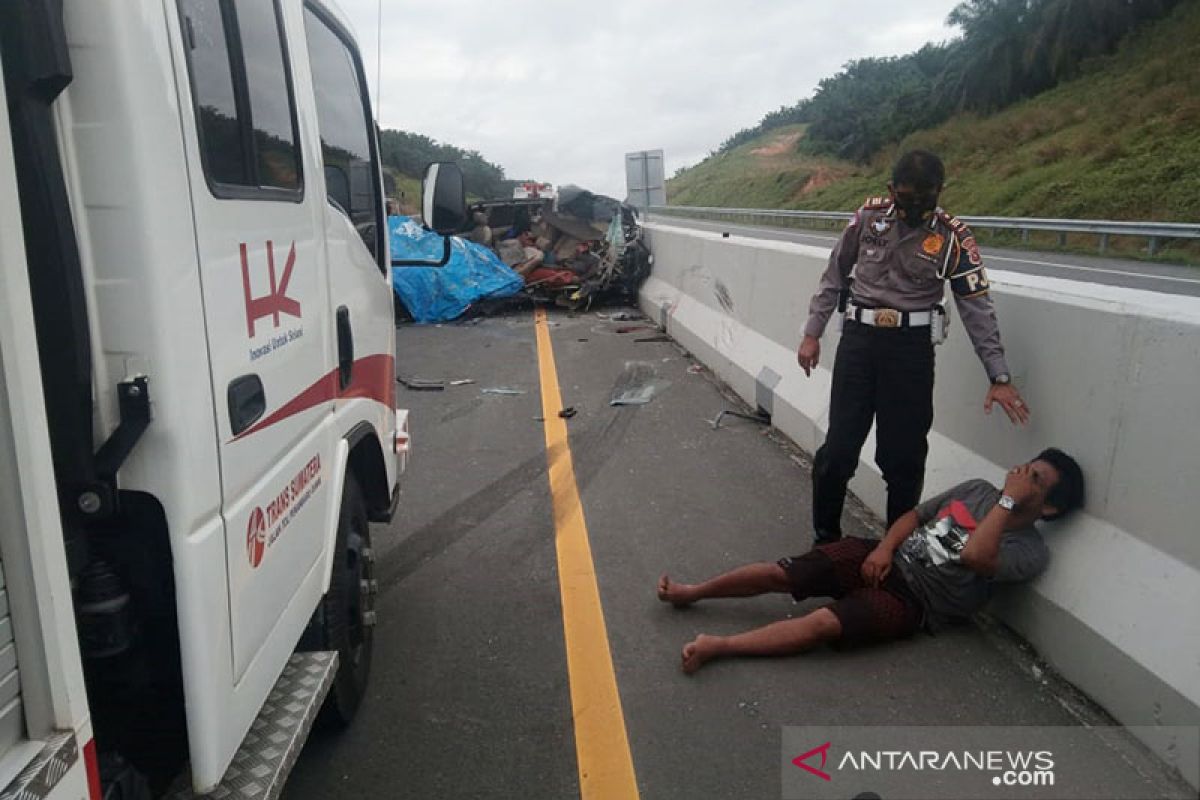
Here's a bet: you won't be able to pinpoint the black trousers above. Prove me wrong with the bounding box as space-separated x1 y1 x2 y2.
812 320 935 541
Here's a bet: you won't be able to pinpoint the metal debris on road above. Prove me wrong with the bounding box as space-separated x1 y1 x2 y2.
558 407 577 419
709 408 771 430
397 375 446 391
481 387 525 396
610 361 669 406
634 335 672 343
449 379 476 386
687 364 705 374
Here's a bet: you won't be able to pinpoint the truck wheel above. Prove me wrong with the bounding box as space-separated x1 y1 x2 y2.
304 475 375 728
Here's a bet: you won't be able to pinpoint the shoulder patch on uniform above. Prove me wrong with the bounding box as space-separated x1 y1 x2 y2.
961 234 982 266
951 266 990 298
936 209 981 265
934 208 968 234
862 195 891 211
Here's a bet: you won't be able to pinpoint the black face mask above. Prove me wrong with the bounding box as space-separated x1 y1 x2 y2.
897 198 936 226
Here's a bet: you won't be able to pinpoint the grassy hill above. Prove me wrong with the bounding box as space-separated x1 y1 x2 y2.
669 1 1200 230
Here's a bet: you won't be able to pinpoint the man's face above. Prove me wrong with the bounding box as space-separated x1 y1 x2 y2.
1021 458 1063 518
888 181 941 225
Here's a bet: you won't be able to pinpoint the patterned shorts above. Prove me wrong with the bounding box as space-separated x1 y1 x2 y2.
777 536 923 646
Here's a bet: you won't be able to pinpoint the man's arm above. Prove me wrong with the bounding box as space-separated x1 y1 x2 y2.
959 464 1040 576
797 210 860 375
860 510 921 587
946 232 1008 379
804 212 860 339
946 229 1030 425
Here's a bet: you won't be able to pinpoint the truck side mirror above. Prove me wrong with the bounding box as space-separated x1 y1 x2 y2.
422 162 466 235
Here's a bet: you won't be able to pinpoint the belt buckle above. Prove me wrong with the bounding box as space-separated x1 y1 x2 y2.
874 308 900 328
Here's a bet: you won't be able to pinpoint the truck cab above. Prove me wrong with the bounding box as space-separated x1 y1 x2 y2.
1 0 463 795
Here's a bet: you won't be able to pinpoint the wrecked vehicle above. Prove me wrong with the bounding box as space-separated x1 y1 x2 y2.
390 184 651 322
466 185 652 310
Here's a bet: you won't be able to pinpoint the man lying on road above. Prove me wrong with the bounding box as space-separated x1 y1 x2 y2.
657 449 1085 673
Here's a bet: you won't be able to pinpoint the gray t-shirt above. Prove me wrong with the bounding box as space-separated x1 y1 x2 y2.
894 479 1049 628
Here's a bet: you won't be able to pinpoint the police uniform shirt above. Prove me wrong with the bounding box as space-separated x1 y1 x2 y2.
804 197 1011 381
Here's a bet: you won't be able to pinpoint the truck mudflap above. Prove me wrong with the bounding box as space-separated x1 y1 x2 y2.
169 652 337 799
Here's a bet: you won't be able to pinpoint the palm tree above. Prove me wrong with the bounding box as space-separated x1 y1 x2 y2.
1026 0 1140 83
944 0 1037 111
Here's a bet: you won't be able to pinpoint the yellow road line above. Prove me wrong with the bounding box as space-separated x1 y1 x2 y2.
533 308 640 799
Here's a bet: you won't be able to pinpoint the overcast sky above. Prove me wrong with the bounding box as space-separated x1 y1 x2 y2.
335 1 959 199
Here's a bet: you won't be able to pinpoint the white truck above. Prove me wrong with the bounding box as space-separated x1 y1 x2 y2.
0 1 464 797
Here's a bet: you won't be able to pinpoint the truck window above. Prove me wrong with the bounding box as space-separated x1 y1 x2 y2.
303 6 384 265
179 0 302 197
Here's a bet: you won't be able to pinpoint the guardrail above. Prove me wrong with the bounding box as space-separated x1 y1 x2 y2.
648 205 1200 257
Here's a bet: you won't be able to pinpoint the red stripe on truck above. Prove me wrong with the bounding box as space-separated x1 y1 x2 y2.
230 353 395 441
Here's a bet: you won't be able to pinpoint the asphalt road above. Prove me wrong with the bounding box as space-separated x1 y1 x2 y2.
651 214 1200 298
282 311 1191 800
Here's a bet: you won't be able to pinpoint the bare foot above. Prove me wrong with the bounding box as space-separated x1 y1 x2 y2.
657 574 697 607
681 634 723 674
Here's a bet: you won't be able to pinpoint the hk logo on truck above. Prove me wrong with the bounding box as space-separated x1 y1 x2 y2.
240 240 301 338
246 507 267 568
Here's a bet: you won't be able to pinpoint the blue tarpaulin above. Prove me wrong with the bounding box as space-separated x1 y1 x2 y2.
389 215 524 323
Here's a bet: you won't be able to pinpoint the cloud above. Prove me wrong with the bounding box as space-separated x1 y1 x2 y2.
330 0 957 197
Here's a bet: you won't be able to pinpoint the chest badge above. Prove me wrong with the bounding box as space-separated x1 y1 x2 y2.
922 233 945 256
870 218 892 236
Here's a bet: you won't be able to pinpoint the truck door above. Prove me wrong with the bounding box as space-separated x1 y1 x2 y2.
177 0 335 680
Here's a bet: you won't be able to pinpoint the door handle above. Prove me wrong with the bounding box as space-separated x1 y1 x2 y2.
228 374 265 436
336 306 353 390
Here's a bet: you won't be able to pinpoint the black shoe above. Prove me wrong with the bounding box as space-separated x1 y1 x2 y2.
813 529 842 546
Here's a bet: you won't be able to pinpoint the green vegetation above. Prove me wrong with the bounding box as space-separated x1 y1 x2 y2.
712 0 1183 163
378 129 509 202
670 0 1200 229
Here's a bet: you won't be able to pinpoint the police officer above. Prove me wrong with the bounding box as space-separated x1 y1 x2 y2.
796 150 1029 543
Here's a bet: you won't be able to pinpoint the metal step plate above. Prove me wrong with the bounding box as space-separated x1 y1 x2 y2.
172 651 337 799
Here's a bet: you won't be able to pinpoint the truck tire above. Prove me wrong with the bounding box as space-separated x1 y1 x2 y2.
302 475 375 729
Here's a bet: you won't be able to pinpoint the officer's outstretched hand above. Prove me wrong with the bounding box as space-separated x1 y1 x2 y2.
797 335 820 377
985 383 1031 425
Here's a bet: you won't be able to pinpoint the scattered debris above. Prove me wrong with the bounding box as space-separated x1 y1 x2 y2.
634 334 672 343
687 364 705 375
533 416 545 422
615 325 653 334
449 379 476 386
577 338 589 343
558 407 577 419
397 375 445 391
611 361 669 406
481 387 525 396
710 408 771 430
465 186 651 312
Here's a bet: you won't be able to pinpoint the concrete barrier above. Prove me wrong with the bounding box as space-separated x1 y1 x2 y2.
640 221 1200 788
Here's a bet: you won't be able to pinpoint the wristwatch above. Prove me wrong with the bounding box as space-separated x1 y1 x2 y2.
992 373 1011 385
998 494 1017 511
